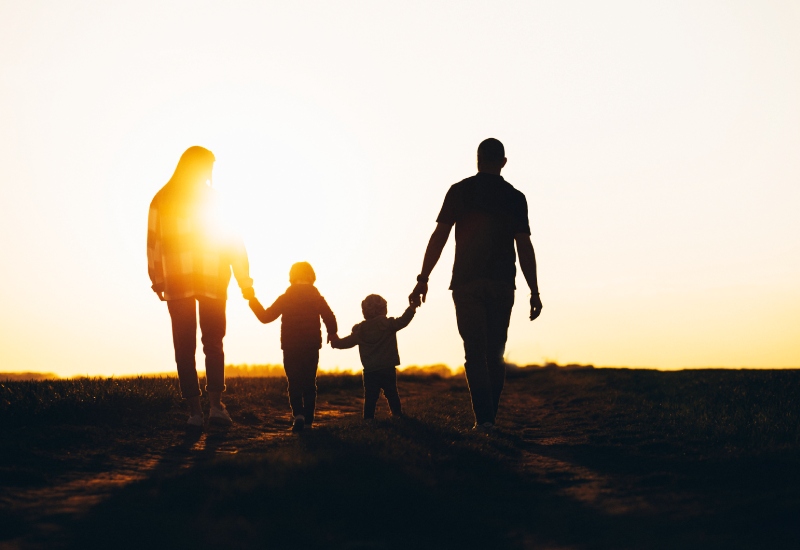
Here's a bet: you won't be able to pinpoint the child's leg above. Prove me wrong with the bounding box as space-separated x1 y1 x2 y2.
362 371 381 419
300 349 320 425
283 349 305 419
381 367 403 416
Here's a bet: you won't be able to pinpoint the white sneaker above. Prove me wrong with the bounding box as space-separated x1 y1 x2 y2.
209 404 232 426
187 414 204 428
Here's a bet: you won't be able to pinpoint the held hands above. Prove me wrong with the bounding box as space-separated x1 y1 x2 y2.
242 286 255 300
409 281 428 308
328 333 340 348
529 293 543 321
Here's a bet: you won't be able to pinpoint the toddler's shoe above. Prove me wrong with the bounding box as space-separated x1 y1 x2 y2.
291 415 305 432
209 404 233 426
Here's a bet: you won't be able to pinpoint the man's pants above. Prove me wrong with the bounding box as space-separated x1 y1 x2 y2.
167 297 227 399
283 348 319 424
452 280 515 425
363 367 402 419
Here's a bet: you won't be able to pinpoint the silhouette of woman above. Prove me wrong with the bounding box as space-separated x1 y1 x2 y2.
147 146 254 428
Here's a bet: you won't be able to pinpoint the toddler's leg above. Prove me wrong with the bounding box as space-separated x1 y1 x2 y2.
283 350 305 419
382 368 403 416
363 371 381 419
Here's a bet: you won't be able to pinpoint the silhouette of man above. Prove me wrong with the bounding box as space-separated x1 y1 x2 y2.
409 138 542 431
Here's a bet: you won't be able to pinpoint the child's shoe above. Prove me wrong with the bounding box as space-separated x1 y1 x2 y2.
291 415 305 432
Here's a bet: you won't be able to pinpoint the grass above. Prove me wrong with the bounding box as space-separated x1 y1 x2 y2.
1 369 799 549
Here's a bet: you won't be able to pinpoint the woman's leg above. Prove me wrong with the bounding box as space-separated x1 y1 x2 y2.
167 298 201 409
198 297 227 407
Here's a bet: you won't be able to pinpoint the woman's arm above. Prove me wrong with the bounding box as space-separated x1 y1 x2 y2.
147 203 165 300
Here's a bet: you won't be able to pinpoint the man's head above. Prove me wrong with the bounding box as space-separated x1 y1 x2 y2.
289 262 316 285
361 294 388 320
477 138 507 174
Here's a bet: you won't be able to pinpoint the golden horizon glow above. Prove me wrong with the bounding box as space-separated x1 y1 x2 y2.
1 2 799 378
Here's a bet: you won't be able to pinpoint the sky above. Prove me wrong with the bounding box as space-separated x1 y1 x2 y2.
1 1 798 377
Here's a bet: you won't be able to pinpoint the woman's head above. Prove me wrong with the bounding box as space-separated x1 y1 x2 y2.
361 294 388 319
170 146 216 189
289 262 316 285
160 146 216 217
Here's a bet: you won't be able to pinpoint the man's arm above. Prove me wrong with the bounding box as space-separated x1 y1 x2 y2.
515 233 543 320
409 222 453 306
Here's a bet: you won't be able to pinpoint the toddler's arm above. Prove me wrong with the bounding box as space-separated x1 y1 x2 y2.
249 295 283 324
387 304 417 332
331 331 358 350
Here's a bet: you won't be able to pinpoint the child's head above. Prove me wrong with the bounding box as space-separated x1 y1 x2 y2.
361 294 388 320
289 262 316 285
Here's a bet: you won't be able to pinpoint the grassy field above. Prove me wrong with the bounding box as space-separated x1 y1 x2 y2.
1 368 799 549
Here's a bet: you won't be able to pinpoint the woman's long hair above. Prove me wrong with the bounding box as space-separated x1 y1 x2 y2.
158 146 216 218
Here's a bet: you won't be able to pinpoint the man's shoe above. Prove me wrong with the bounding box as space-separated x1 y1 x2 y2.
472 422 494 434
187 414 204 429
292 415 305 432
209 405 232 426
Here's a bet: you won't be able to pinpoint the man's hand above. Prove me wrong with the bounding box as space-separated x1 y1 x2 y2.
530 294 543 321
153 286 166 301
409 281 428 307
328 334 340 347
242 287 255 300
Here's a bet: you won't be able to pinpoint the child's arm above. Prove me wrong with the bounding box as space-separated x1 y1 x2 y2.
387 304 417 332
318 295 339 342
249 295 283 324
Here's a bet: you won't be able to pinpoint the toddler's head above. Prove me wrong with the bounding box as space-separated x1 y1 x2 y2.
289 262 316 285
361 294 388 320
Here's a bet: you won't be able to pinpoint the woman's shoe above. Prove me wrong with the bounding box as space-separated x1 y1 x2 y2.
209 405 232 426
187 414 204 429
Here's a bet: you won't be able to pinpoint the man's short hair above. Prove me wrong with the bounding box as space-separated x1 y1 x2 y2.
477 138 505 163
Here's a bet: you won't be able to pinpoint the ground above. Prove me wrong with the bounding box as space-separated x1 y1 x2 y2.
1 368 799 549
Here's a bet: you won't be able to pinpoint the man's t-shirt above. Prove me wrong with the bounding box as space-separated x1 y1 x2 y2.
436 172 530 290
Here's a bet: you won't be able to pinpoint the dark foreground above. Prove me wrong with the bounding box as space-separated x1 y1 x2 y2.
1 368 799 549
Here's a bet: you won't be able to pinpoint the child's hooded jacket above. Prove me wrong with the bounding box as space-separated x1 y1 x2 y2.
335 306 415 372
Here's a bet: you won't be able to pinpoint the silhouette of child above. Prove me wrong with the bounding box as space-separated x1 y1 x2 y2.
248 262 337 432
331 294 418 419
